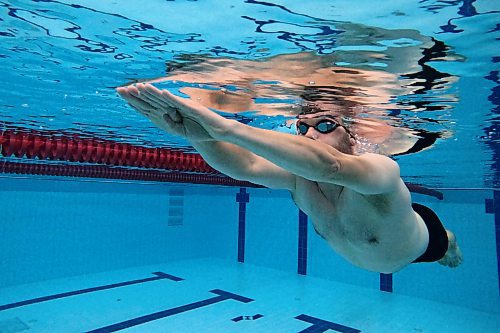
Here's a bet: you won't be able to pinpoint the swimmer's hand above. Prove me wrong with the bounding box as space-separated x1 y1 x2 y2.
136 83 232 141
116 84 213 142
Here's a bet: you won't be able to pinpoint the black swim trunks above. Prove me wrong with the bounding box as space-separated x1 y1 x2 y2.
412 203 449 263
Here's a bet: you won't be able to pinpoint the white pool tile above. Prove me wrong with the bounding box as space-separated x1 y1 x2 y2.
0 258 498 332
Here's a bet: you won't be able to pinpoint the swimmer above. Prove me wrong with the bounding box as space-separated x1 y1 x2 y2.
116 83 462 273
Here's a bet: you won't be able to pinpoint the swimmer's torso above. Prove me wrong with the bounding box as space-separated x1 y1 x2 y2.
291 176 429 273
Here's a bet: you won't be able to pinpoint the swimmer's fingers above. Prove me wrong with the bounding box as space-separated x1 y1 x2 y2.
139 83 168 105
118 85 178 126
159 89 214 126
140 84 182 123
116 87 155 115
134 83 164 109
118 86 187 138
118 85 173 123
126 84 164 111
160 89 197 112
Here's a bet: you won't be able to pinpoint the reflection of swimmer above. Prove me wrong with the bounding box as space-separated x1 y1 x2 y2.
133 50 456 156
117 83 463 273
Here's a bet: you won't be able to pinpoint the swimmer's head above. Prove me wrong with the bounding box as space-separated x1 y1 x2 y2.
296 105 356 154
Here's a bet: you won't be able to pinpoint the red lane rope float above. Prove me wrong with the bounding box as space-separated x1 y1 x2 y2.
1 161 260 187
0 129 261 188
0 130 214 172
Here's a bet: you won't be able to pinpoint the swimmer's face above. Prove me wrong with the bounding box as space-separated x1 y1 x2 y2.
297 111 355 154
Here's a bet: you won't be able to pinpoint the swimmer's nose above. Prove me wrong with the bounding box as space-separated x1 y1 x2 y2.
303 128 318 140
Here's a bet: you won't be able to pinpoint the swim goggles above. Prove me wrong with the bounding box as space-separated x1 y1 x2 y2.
296 118 342 135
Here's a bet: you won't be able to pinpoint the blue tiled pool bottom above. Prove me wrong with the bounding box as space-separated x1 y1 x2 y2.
0 258 498 332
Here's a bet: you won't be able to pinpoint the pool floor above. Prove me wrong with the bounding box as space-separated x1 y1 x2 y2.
0 258 499 332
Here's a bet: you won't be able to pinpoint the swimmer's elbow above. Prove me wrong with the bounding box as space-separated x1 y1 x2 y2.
324 153 401 194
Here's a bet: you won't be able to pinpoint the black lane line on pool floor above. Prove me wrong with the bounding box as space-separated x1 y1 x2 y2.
296 314 361 333
86 289 254 333
0 272 183 312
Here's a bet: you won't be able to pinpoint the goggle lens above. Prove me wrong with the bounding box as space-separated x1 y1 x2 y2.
317 121 335 133
297 120 339 135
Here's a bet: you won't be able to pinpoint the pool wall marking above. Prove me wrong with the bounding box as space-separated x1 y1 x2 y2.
168 188 185 226
380 273 393 293
492 191 500 297
236 188 250 263
298 210 308 275
0 272 182 312
485 193 500 298
86 289 254 333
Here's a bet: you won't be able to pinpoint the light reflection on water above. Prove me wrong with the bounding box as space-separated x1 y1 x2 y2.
0 0 497 187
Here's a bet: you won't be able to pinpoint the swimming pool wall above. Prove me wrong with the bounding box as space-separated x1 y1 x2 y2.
1 176 498 315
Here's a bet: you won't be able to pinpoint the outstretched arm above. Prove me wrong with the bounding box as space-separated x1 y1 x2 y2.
191 140 296 190
215 115 401 194
136 84 401 195
116 84 296 191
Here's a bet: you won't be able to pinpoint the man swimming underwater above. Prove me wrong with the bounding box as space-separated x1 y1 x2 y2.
117 83 462 273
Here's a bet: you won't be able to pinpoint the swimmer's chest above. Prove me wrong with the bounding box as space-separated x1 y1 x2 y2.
295 179 399 239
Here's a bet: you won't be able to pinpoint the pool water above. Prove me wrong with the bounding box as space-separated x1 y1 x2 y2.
1 178 499 332
1 0 499 332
